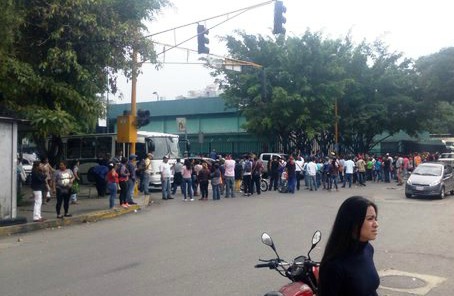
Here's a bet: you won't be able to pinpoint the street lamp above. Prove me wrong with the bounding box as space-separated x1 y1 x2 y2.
152 91 159 101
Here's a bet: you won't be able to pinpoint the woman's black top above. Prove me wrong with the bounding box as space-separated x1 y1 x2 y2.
318 242 379 296
31 170 47 192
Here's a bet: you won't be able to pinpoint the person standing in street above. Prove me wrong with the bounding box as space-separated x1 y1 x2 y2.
70 160 80 204
342 156 355 188
118 157 130 208
198 162 210 200
295 156 304 191
224 154 236 198
160 156 173 200
172 158 183 195
52 161 75 218
286 156 297 194
306 158 318 191
181 159 194 201
318 196 379 296
106 163 119 209
242 155 253 196
31 161 47 222
126 154 138 205
356 156 367 186
142 153 153 196
234 158 243 193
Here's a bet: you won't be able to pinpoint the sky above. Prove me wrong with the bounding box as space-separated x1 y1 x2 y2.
112 0 454 103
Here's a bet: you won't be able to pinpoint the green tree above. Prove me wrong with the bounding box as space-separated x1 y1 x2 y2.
0 0 168 162
214 31 347 154
415 47 454 134
214 31 429 155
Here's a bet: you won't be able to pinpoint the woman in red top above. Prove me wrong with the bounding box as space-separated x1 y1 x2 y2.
106 163 119 209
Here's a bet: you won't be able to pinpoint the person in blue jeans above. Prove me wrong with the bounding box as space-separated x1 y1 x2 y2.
159 156 173 200
181 159 193 201
211 163 221 200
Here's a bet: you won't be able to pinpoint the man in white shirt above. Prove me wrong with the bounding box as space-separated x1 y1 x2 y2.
224 155 236 198
159 156 173 200
342 156 355 188
295 156 304 191
306 158 318 191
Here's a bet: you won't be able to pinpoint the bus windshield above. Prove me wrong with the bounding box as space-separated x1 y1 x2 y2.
148 137 179 159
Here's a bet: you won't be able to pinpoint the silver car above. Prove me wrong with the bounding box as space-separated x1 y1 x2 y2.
405 162 454 199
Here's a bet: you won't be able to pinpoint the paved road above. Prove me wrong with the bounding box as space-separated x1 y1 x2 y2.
1 182 453 296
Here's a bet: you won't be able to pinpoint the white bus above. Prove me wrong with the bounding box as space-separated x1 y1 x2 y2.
58 131 179 188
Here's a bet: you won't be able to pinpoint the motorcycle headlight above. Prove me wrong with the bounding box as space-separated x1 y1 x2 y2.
430 180 441 187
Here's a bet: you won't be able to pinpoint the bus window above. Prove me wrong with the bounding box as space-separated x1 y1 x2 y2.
67 138 81 159
136 143 146 159
96 137 113 159
146 139 156 155
81 137 96 159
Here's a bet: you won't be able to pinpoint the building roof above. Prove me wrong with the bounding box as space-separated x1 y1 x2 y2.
108 97 237 119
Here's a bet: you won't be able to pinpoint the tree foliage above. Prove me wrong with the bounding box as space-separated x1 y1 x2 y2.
0 0 168 161
213 31 433 154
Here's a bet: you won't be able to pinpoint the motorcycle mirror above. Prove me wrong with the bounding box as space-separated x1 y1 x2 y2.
261 233 280 260
308 230 322 260
312 231 322 246
261 233 274 248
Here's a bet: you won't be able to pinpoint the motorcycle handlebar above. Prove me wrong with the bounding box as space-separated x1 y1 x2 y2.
254 263 272 268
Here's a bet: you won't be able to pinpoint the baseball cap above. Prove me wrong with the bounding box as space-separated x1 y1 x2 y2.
163 155 169 159
129 154 137 160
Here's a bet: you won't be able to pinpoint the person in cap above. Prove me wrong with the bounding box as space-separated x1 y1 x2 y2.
126 154 138 204
142 153 153 196
159 155 173 200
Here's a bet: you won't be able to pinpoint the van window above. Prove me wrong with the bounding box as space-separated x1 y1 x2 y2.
262 155 270 161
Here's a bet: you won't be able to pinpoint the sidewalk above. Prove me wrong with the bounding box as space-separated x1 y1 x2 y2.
0 185 151 238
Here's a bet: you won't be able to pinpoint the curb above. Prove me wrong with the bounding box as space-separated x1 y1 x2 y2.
0 204 143 238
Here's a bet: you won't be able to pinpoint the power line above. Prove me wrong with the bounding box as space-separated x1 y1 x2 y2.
144 0 275 38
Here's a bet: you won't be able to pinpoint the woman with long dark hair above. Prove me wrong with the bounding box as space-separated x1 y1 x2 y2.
318 196 380 296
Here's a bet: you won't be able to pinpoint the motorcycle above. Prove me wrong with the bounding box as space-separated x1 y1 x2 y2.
255 231 322 296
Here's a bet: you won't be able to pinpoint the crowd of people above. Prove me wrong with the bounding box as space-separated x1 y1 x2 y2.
26 149 441 221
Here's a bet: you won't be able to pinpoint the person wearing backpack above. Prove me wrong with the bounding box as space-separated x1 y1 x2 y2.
242 155 253 196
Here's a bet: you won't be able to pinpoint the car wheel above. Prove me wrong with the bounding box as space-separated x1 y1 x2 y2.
439 187 445 199
405 193 412 198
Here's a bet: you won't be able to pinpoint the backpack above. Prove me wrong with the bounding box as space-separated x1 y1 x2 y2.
244 160 252 172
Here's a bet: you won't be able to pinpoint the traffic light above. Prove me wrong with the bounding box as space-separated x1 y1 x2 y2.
197 24 209 54
136 109 150 128
273 1 286 35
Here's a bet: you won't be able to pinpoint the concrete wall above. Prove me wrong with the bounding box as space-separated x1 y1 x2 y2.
0 118 17 220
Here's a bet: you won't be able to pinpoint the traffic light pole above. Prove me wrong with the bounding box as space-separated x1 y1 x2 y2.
130 47 138 155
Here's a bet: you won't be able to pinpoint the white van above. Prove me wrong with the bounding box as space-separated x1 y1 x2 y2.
259 153 288 177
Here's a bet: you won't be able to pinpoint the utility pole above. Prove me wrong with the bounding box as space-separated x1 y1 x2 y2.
130 46 138 155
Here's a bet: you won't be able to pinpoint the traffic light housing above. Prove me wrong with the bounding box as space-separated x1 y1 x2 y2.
197 24 209 54
136 109 150 128
273 1 286 35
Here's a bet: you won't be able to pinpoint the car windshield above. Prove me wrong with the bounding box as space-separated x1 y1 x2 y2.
413 166 442 176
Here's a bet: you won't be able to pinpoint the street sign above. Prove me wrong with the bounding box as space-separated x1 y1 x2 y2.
176 117 186 132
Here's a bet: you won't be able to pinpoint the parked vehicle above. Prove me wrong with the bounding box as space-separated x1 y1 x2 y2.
259 153 288 177
438 152 454 166
255 231 321 296
185 156 215 170
405 162 454 199
240 176 269 192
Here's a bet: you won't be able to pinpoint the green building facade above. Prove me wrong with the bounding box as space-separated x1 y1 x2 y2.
108 97 274 157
